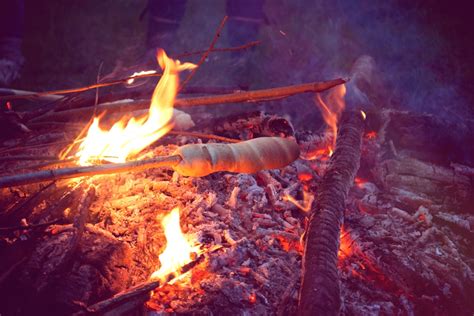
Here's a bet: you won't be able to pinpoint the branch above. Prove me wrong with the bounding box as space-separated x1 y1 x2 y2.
0 40 259 101
174 40 260 59
167 130 240 143
179 16 228 91
30 78 347 123
298 111 365 316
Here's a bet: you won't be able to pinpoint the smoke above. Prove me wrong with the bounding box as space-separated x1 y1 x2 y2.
253 0 473 121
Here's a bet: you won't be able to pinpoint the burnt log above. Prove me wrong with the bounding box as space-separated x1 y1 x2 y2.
298 112 364 315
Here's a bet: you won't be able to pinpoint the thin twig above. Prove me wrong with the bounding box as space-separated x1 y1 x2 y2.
94 61 104 114
10 158 76 172
0 139 75 155
179 16 228 91
167 130 240 143
0 155 59 162
175 40 260 59
0 40 258 101
0 219 61 234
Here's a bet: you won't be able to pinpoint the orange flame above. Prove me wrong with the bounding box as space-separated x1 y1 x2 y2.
150 207 200 282
338 226 354 261
315 84 346 151
76 50 196 165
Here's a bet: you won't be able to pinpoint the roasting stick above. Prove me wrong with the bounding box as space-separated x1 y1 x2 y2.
0 137 300 188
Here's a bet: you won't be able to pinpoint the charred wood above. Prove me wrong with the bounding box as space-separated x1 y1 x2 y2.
298 112 364 315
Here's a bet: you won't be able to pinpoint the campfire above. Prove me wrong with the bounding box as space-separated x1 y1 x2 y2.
1 12 473 316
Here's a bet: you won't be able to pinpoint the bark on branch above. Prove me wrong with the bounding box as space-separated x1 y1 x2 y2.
298 112 364 316
29 79 346 123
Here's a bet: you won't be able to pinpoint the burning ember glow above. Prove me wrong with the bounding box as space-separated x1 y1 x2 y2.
76 50 196 165
315 84 346 152
365 131 377 140
150 207 200 282
126 70 157 85
283 190 314 213
338 226 354 261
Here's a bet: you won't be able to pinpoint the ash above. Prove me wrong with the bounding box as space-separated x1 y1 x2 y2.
0 110 473 315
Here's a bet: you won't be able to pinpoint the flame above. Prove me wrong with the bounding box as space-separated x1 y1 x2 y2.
126 70 157 84
315 84 346 151
75 50 196 165
360 110 367 120
283 190 314 213
150 207 199 282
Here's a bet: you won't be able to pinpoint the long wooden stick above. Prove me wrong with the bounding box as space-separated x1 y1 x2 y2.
298 111 364 316
0 155 181 188
30 78 347 123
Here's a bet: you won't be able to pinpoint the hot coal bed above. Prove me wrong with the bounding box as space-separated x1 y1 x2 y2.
1 7 474 316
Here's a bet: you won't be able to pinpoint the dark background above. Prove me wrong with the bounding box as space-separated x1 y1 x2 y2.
12 0 474 120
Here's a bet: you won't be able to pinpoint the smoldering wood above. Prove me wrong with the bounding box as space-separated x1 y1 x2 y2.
32 185 95 294
79 253 205 315
0 218 60 234
298 112 365 316
17 224 132 315
369 109 474 166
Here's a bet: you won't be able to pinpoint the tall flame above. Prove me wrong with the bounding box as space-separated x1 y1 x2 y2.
150 207 199 282
76 50 196 165
315 84 346 151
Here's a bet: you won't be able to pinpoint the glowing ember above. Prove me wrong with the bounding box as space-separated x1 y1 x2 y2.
248 292 257 304
304 146 333 160
126 70 157 85
314 84 346 152
354 177 367 188
338 226 354 261
150 207 200 282
283 190 314 213
76 50 196 165
365 131 377 140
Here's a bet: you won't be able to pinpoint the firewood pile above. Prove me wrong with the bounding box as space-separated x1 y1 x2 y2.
0 21 473 314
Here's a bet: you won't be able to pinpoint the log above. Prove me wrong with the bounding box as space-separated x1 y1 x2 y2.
29 79 346 123
298 112 364 316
